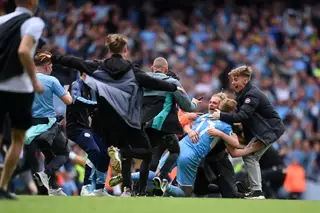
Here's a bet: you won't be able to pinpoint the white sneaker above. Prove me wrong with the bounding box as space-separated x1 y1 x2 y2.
160 179 169 195
89 189 113 196
108 146 122 174
49 188 67 196
34 171 50 190
80 184 92 196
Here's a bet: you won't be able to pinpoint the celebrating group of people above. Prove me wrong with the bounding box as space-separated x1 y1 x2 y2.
0 0 285 200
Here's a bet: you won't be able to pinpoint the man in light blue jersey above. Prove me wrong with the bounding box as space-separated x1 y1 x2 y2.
25 52 72 196
157 98 261 197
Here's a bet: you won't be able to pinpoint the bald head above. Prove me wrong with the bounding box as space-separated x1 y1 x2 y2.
152 57 168 74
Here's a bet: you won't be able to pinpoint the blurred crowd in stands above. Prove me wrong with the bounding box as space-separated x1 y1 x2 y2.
0 0 319 198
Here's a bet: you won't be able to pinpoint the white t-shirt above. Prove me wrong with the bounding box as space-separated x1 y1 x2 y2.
0 7 45 93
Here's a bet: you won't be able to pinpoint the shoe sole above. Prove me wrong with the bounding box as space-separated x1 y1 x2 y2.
109 175 123 187
33 174 48 195
152 177 161 190
36 172 49 189
160 180 168 194
108 147 122 173
33 173 43 186
244 196 266 200
90 192 113 197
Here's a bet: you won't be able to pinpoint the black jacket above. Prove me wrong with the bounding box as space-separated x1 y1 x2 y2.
51 54 178 129
220 82 285 146
0 13 31 81
66 78 97 138
141 71 196 134
51 54 177 92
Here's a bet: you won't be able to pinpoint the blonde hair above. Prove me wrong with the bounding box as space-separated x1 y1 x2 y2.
219 98 237 112
228 65 253 79
105 34 128 54
213 92 227 101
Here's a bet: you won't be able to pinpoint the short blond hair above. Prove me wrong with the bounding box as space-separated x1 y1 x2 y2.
213 92 227 101
153 57 168 69
228 65 253 79
105 34 128 54
220 98 237 112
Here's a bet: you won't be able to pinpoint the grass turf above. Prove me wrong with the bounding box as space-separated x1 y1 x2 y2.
1 196 319 213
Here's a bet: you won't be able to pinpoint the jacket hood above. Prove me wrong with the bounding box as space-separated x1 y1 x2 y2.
101 54 133 79
167 70 180 80
148 72 169 80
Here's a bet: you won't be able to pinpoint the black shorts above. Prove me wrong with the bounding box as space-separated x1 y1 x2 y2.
32 122 70 156
0 91 34 131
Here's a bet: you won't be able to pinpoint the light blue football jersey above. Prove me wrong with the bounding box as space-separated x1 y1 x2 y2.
183 113 232 159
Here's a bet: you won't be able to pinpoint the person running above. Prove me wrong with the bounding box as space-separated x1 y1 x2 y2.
0 0 45 200
26 52 72 196
67 72 110 196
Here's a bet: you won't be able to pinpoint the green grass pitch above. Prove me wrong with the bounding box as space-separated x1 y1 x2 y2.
1 196 319 213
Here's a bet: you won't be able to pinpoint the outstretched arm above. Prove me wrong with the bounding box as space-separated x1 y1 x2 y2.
70 80 97 106
51 55 99 75
133 68 177 92
226 141 265 158
208 127 240 148
220 94 259 124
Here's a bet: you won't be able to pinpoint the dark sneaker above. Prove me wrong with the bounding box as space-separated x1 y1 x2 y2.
244 190 266 199
207 184 219 193
0 188 18 200
236 181 249 194
136 191 148 197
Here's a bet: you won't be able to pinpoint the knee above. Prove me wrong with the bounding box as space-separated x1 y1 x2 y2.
53 144 70 157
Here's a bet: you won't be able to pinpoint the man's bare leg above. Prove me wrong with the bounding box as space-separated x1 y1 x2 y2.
0 129 26 190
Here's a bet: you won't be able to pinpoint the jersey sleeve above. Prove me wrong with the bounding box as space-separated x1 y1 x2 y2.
223 124 233 136
215 123 233 136
52 77 67 98
21 17 45 42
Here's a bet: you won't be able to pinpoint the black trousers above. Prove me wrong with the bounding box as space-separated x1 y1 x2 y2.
31 122 69 189
97 98 152 193
193 152 239 198
146 128 180 179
